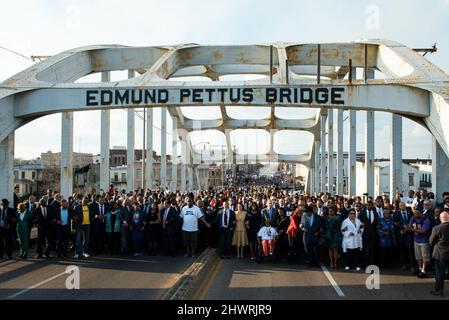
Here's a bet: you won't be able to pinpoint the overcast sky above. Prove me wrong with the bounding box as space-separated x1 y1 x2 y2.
1 0 448 160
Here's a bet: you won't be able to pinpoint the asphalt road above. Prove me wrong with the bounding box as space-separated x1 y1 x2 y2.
1 251 448 300
0 254 193 300
201 258 449 300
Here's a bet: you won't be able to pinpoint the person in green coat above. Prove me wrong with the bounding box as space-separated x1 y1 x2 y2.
324 206 342 269
16 203 33 259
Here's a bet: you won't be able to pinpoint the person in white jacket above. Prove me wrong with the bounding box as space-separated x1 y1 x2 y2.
341 209 364 271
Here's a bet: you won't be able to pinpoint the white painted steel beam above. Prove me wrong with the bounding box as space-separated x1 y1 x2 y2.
336 109 344 195
390 114 403 199
100 72 111 191
127 70 136 192
60 112 73 197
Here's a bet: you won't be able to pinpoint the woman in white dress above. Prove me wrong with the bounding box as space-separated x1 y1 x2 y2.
341 209 364 271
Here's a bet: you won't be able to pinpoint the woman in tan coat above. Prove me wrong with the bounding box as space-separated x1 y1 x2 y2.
232 203 249 258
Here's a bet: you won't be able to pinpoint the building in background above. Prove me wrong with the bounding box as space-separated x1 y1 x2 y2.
74 163 100 196
14 159 44 198
355 159 432 198
41 151 93 168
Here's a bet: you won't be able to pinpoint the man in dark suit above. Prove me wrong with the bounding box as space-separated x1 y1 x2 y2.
45 189 54 205
216 200 235 259
47 193 61 256
54 199 70 258
302 206 322 267
359 201 379 267
422 200 435 224
13 186 20 212
161 200 178 257
25 195 36 214
437 193 449 211
340 199 353 221
394 202 415 271
0 199 16 259
429 211 449 296
374 196 385 219
89 195 107 254
261 200 279 228
35 199 52 258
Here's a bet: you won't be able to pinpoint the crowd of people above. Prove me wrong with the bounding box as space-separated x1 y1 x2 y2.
1 185 449 294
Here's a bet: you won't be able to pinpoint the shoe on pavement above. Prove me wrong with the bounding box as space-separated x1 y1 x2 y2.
83 253 90 258
430 290 444 297
356 267 361 272
73 254 79 259
417 272 427 279
345 266 350 271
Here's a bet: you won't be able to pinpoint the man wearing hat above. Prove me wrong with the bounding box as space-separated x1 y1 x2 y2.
0 199 16 259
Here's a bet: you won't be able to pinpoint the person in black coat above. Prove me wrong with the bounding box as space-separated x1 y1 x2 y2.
0 199 16 259
145 202 161 256
161 200 178 257
246 202 263 261
35 199 52 258
393 202 415 270
47 193 61 256
13 186 20 213
89 195 107 254
358 201 379 267
276 208 290 261
203 205 218 248
422 200 435 224
301 206 322 267
429 211 449 296
54 199 70 258
215 200 235 259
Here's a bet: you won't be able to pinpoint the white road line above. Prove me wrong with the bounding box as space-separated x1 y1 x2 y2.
320 264 345 297
6 267 77 300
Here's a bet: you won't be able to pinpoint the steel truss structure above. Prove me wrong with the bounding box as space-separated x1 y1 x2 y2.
1 39 448 201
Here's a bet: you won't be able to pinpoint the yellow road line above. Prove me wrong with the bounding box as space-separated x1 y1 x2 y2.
192 257 223 300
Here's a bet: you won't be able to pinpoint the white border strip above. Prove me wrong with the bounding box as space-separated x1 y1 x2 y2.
320 264 345 297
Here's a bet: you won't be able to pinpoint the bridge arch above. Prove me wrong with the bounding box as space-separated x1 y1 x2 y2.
1 39 448 202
